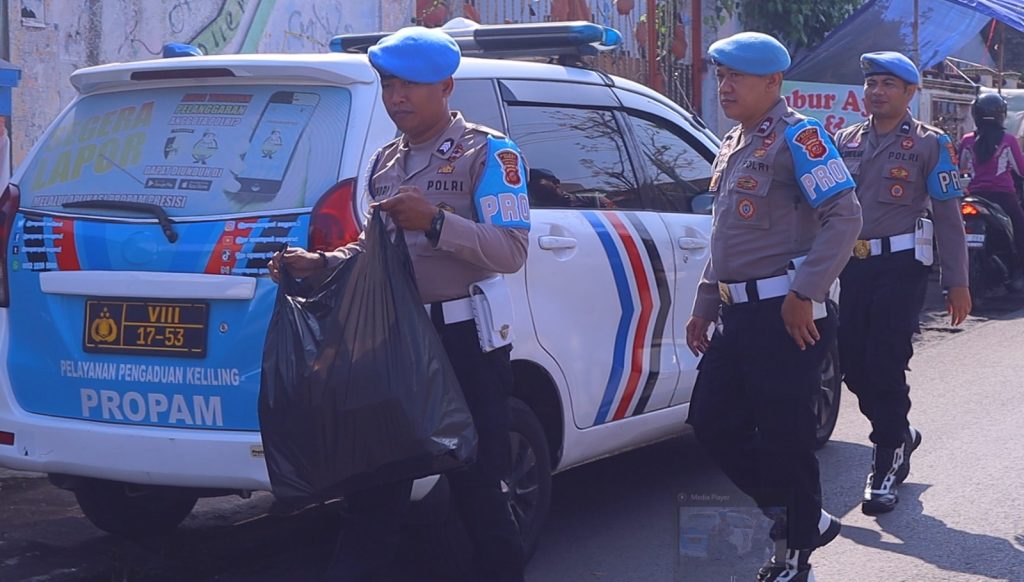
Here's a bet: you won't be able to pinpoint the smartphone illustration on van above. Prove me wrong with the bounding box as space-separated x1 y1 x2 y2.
234 91 320 200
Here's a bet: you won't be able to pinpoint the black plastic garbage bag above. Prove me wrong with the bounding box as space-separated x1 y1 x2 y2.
258 209 477 505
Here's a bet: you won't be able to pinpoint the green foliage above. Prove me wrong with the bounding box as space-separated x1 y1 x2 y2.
711 0 866 50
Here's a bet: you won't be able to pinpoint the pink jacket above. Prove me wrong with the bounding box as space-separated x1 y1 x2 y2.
959 131 1024 194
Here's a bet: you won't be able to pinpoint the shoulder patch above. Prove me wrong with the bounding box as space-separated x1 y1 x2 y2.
927 133 964 200
472 135 530 229
785 118 855 208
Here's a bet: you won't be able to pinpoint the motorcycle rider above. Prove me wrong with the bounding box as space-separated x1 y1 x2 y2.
959 92 1024 290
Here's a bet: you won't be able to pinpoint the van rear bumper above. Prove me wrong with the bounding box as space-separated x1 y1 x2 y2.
0 309 439 498
0 405 271 491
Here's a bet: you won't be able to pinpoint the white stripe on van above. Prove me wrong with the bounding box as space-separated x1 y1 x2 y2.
40 271 256 300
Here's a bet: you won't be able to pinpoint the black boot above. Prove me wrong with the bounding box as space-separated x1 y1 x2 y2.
758 510 838 581
756 547 815 582
862 428 921 515
893 427 922 485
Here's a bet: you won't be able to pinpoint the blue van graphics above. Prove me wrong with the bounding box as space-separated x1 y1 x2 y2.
21 86 350 216
7 213 308 430
7 85 350 430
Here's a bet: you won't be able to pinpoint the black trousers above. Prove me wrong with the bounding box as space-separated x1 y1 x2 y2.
687 297 835 549
838 251 929 449
326 313 525 582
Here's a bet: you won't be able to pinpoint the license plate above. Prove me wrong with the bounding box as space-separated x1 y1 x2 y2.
966 233 985 248
83 299 209 358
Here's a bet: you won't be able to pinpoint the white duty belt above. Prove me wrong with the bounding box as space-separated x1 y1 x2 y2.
424 296 474 324
852 232 915 259
718 274 790 305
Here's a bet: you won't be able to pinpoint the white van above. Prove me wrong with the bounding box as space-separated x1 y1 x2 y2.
0 20 842 567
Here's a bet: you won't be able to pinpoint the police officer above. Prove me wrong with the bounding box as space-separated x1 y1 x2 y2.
269 26 529 582
685 32 862 582
833 52 971 516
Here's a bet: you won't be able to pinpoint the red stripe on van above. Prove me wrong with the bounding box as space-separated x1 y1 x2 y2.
54 218 81 271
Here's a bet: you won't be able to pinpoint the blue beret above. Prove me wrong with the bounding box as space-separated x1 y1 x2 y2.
707 32 791 75
860 51 920 85
368 26 461 84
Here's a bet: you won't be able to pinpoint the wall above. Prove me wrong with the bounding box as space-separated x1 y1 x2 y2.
5 0 737 169
6 0 413 167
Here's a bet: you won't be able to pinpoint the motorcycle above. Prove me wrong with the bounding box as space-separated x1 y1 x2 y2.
961 191 1020 303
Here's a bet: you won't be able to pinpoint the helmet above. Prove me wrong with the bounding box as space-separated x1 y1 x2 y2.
972 92 1008 127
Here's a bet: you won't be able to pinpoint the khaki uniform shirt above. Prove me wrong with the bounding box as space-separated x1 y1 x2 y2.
834 112 968 288
328 113 530 304
692 99 863 320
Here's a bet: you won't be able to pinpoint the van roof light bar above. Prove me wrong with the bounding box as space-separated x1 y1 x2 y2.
329 20 622 59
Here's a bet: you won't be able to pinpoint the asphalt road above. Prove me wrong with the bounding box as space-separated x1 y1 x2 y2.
3 277 1024 582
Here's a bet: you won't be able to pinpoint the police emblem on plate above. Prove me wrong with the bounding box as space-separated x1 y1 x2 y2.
901 137 914 150
736 175 758 191
437 163 455 174
495 149 523 187
90 307 118 344
756 117 773 135
737 197 757 220
890 184 905 198
889 166 910 180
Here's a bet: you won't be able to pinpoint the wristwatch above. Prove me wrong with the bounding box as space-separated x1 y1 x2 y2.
425 209 446 246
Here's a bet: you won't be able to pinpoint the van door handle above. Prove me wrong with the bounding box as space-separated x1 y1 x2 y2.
538 236 578 250
677 237 708 250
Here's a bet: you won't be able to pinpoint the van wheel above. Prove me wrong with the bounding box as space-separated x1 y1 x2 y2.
413 397 552 580
505 397 553 558
74 479 198 538
814 341 842 448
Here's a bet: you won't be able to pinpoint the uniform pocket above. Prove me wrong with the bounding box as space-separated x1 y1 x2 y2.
879 163 918 206
726 172 771 230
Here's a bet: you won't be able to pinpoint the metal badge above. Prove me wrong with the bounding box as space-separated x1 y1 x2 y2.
853 240 871 259
718 282 733 305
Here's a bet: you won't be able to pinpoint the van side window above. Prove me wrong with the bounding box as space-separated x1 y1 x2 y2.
504 105 640 210
449 79 505 134
628 114 714 214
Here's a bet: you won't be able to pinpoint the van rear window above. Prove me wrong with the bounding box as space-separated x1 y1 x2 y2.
20 85 350 217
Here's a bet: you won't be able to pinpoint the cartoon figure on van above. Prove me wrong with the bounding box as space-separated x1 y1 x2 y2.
191 130 219 164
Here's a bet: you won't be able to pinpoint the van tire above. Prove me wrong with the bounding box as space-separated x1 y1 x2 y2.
814 340 842 449
412 397 552 580
74 479 198 538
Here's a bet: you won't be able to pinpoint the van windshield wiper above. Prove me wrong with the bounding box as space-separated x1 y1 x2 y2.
61 200 179 243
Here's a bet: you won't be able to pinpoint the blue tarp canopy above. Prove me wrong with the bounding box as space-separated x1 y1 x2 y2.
787 0 1023 84
947 0 1024 33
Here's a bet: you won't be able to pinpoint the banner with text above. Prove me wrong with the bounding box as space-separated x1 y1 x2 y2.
783 80 920 135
